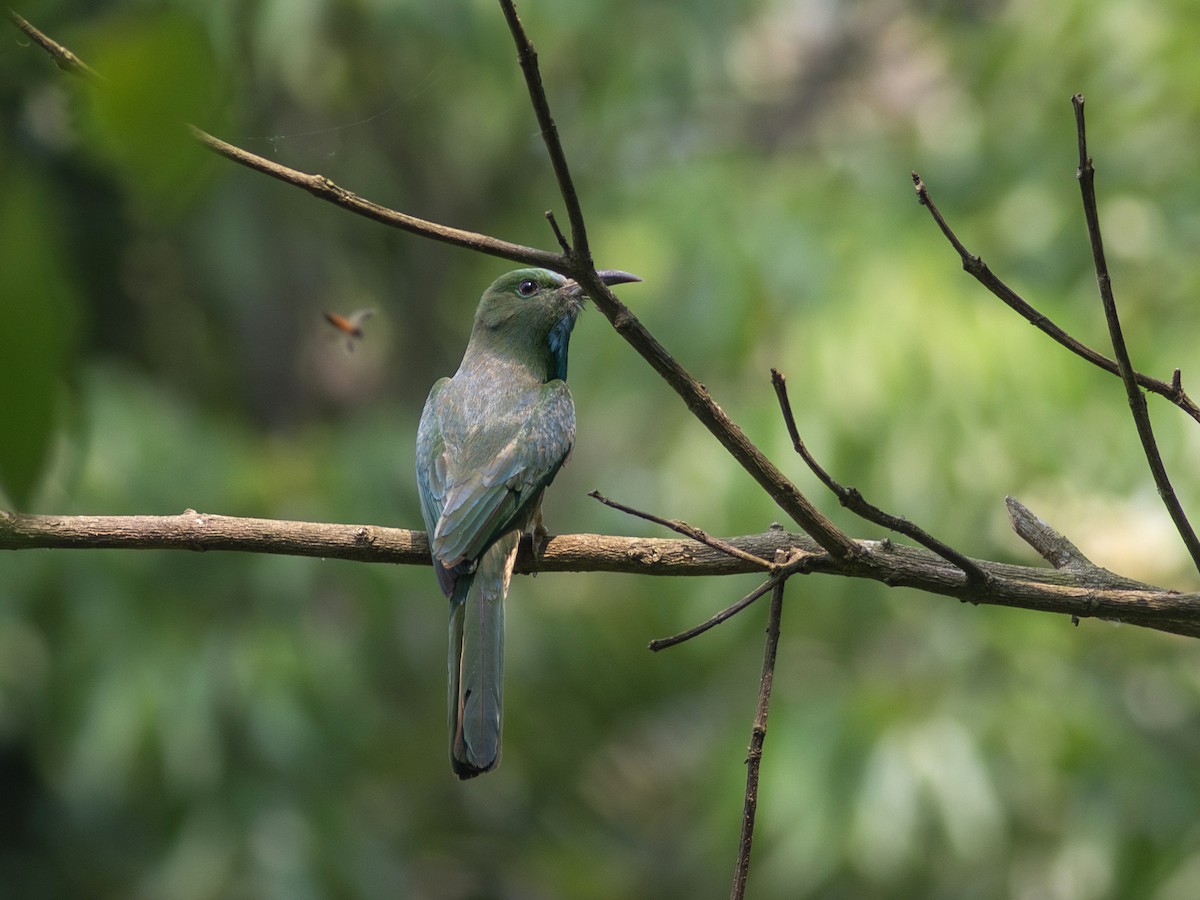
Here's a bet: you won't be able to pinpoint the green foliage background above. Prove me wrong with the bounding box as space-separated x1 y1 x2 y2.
4 0 1200 897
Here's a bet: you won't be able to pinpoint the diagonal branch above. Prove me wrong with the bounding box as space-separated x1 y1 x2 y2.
1071 93 1200 575
190 127 565 270
6 9 102 82
9 9 563 269
771 368 991 589
498 0 589 260
649 576 779 652
912 172 1200 425
1005 496 1102 576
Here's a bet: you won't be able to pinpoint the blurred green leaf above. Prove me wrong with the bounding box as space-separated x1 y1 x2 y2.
0 173 79 509
79 12 219 213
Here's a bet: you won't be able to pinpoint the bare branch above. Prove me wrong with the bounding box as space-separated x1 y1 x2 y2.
730 578 785 900
1071 93 1200 575
10 12 1200 639
5 509 1200 638
0 509 428 563
772 369 991 588
577 268 863 559
912 172 1200 425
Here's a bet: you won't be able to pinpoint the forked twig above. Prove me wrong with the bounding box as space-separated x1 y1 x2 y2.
1071 94 1200 575
491 3 863 560
912 171 1200 425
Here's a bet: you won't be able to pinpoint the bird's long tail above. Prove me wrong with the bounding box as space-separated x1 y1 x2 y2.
448 531 519 779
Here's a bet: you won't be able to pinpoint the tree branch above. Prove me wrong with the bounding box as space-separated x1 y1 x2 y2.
189 126 566 270
493 1 862 561
648 577 779 652
1005 496 1105 576
4 509 1200 638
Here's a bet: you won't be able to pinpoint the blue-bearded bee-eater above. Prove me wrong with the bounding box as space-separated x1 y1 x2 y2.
416 267 640 778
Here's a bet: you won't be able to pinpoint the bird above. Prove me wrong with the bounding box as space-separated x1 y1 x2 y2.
415 267 640 778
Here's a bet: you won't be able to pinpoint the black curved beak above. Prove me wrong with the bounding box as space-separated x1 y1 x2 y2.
596 269 642 286
562 269 641 305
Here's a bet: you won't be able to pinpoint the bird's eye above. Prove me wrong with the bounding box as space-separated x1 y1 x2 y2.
517 279 538 297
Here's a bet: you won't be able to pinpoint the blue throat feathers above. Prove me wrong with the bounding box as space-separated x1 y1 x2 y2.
547 312 577 382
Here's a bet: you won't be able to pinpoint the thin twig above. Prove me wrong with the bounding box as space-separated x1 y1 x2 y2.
189 126 565 269
771 369 991 589
589 490 774 570
6 10 103 82
1071 93 1200 575
545 210 571 254
730 578 785 900
649 577 778 652
912 172 1200 425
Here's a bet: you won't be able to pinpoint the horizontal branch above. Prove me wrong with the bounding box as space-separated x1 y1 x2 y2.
4 509 1199 639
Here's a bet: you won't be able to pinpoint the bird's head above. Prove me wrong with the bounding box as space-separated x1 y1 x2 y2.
472 267 640 381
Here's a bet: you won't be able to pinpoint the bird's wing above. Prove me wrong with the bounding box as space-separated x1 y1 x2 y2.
416 378 459 595
432 381 575 569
